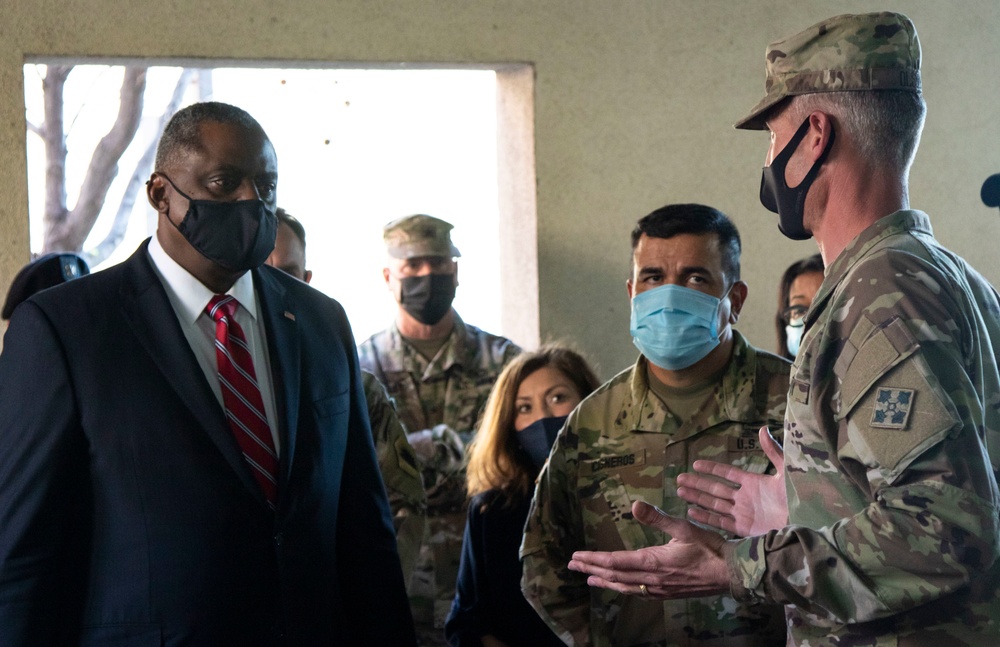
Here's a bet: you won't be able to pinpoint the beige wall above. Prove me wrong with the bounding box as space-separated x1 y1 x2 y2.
3 0 999 378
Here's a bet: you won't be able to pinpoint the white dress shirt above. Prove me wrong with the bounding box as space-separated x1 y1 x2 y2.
147 236 281 455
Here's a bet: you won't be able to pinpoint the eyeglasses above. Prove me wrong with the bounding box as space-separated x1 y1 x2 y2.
781 304 809 325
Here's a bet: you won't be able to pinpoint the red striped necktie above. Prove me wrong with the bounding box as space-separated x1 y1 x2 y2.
206 294 278 509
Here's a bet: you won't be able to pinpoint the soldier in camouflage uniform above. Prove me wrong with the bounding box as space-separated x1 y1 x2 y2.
568 12 1000 646
521 204 790 646
358 214 520 645
265 209 427 591
362 371 427 591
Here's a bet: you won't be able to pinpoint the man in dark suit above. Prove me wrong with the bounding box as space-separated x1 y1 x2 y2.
0 102 416 646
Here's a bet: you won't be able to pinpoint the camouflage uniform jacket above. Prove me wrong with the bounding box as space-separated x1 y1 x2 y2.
361 371 427 592
728 211 1000 645
358 312 520 634
522 332 790 647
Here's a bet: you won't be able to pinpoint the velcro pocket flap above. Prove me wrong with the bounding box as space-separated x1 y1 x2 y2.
596 471 654 551
838 317 960 482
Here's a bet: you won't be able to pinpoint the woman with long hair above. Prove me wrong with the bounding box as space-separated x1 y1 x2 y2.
445 344 600 647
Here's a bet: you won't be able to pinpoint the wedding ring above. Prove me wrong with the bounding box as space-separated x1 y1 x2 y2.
639 583 649 597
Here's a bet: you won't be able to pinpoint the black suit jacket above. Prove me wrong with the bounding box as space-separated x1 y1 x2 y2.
0 242 416 646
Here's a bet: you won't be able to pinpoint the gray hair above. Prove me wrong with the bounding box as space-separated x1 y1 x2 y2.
786 90 926 177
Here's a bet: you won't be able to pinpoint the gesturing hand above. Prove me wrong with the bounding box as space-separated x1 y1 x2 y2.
567 501 729 600
675 426 787 537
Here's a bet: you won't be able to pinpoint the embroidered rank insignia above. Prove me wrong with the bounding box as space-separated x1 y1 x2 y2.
870 387 914 429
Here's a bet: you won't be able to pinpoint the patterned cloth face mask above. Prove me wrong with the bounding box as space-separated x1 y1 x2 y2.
630 283 726 370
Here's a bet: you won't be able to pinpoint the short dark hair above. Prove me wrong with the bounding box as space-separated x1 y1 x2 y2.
630 203 742 282
275 208 307 248
155 101 266 172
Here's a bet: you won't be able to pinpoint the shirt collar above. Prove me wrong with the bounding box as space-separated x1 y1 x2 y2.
809 210 931 327
147 234 258 324
621 331 759 435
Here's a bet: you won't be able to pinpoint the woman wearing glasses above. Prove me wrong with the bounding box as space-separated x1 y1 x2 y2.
776 254 824 360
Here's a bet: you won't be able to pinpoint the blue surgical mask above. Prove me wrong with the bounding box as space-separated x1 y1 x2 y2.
630 284 725 370
517 415 568 469
785 317 805 357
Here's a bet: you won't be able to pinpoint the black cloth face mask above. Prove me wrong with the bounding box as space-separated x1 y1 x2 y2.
759 116 836 241
517 415 568 469
399 273 456 325
161 175 277 272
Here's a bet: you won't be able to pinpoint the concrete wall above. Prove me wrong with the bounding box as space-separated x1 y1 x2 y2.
2 0 998 378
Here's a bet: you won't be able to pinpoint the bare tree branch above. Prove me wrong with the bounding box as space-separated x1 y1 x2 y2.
44 67 147 252
84 68 194 266
197 68 213 101
26 120 44 139
42 65 71 244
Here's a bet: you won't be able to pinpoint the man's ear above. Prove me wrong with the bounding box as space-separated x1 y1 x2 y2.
806 111 834 164
728 281 749 323
146 174 169 213
382 267 391 287
304 269 313 285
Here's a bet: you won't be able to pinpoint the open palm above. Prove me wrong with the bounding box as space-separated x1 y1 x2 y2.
675 426 787 537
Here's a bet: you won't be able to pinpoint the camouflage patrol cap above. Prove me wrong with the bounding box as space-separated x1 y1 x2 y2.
382 214 461 259
735 12 922 130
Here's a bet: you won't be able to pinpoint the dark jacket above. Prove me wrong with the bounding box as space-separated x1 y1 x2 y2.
0 242 416 646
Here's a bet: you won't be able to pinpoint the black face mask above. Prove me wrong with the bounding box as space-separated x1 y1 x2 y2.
518 415 568 469
162 175 277 272
759 116 836 241
399 273 456 325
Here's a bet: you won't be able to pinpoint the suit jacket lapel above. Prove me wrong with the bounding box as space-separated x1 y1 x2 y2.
254 268 300 489
118 242 268 505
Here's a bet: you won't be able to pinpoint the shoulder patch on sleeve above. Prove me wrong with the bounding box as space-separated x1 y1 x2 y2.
394 435 422 480
839 316 915 417
869 387 914 429
837 315 961 482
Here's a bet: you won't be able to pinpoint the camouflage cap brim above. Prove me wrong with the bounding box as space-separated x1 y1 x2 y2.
386 241 462 260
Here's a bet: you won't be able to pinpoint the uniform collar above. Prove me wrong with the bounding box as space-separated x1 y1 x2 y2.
381 310 472 378
808 210 931 327
618 331 761 439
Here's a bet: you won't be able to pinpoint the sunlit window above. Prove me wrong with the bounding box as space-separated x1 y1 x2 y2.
24 63 503 341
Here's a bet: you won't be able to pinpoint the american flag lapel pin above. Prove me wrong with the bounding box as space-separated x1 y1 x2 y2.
284 311 296 321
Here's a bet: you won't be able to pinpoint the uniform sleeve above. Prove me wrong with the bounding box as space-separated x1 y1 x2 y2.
501 340 523 367
728 252 1000 624
333 315 417 644
0 303 90 645
521 416 589 646
408 423 466 511
444 501 489 646
362 371 428 588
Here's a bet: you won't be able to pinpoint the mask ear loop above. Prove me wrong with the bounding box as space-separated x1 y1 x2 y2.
151 173 195 234
718 279 742 328
760 115 837 239
760 117 814 212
